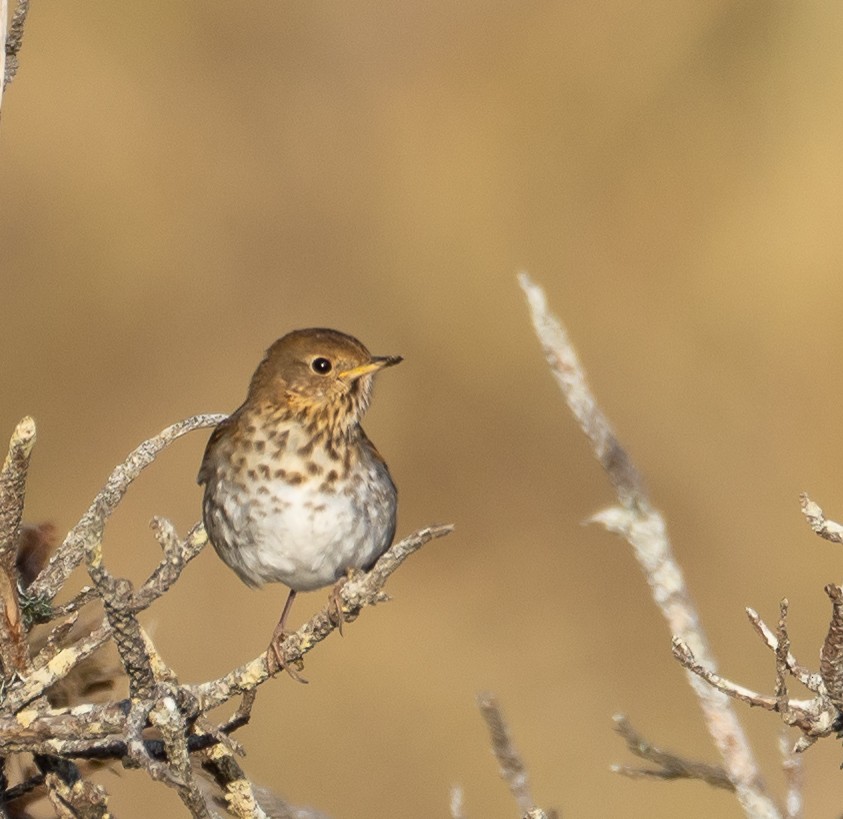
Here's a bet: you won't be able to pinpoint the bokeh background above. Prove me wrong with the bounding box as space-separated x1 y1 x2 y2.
3 2 843 817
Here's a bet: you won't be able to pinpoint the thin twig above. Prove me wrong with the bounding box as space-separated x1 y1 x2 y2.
0 0 7 112
3 0 28 86
671 636 839 750
449 785 467 819
799 493 843 544
519 273 780 819
132 521 208 611
819 584 843 711
612 714 733 790
0 405 449 813
476 692 535 815
0 524 453 760
779 729 802 819
745 607 817 689
29 414 227 604
0 417 36 678
187 524 453 712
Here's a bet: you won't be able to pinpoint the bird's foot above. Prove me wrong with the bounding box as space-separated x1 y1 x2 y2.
266 630 308 684
328 568 364 635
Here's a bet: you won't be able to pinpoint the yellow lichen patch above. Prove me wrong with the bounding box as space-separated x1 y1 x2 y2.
16 708 38 728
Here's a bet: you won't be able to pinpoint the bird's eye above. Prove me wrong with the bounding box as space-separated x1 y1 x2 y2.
311 357 333 375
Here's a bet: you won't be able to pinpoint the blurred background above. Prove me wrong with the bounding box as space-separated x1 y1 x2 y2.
2 2 843 816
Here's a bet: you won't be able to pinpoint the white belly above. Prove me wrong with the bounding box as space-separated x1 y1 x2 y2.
204 464 396 591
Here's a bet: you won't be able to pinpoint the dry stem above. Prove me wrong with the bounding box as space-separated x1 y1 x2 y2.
476 692 536 815
611 714 732 790
519 273 779 818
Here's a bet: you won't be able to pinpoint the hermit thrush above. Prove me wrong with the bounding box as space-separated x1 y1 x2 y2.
198 328 401 670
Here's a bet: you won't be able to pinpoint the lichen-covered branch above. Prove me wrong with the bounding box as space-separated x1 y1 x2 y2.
186 524 453 712
1 0 30 121
29 414 227 605
799 493 843 544
819 584 843 711
0 410 452 816
0 417 37 678
518 273 780 819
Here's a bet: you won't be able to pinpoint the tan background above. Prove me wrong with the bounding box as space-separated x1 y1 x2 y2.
3 2 843 817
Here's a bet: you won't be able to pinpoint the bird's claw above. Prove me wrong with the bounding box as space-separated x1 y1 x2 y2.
267 633 308 684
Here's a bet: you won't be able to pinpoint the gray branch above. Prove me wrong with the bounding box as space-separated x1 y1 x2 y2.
519 273 780 819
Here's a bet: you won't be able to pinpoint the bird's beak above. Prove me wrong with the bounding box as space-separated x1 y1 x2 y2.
338 355 403 381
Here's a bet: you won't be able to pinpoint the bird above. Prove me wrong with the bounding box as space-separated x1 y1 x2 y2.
198 328 402 673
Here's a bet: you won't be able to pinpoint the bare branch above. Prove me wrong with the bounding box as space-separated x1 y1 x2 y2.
672 635 839 749
672 638 778 710
476 692 535 815
3 0 28 89
0 417 36 677
187 524 453 712
133 522 208 612
0 525 452 760
29 414 226 604
518 274 645 509
518 273 779 818
0 0 6 111
43 768 109 819
449 785 466 819
199 743 269 819
0 396 449 816
779 730 803 819
0 416 35 559
4 620 112 713
745 607 818 689
799 493 843 544
819 584 843 711
612 714 733 790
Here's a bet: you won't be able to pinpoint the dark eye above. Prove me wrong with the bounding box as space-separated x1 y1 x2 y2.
311 357 332 374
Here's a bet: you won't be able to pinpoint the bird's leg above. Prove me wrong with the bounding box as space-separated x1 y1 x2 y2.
328 568 365 636
267 590 307 683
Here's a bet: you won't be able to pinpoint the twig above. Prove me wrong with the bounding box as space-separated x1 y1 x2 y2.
3 0 28 89
476 692 535 815
799 493 843 544
187 524 453 712
779 729 802 819
0 525 453 762
519 273 780 818
148 692 211 818
449 785 466 819
0 416 35 561
745 607 817 689
0 0 6 106
819 584 843 711
4 621 112 713
37 754 109 819
29 414 226 605
672 635 839 751
0 417 37 677
199 743 268 819
0 404 450 814
611 714 733 790
132 520 208 611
